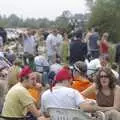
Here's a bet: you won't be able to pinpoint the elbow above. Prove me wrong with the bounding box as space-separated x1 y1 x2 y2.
80 103 96 113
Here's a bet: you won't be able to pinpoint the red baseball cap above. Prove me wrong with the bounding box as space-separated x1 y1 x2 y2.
19 66 32 78
54 66 72 82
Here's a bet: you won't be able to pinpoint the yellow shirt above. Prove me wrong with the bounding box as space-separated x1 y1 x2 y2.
2 83 34 117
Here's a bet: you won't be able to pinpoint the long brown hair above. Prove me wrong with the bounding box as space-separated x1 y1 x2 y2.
95 67 117 90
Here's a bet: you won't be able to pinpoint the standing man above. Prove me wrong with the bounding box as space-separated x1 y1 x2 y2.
69 30 87 65
56 31 63 59
88 27 100 59
0 35 3 48
23 30 36 70
0 27 7 45
46 30 57 65
115 42 120 64
115 42 120 81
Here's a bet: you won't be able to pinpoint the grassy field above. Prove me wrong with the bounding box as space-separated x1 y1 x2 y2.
109 43 116 64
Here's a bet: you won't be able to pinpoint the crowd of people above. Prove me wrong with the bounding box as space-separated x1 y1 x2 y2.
0 27 120 120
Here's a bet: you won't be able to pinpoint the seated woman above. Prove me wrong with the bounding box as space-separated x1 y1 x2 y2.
71 61 96 99
81 67 120 120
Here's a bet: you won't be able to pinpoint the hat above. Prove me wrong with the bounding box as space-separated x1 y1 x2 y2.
73 61 87 74
19 66 32 78
54 66 72 82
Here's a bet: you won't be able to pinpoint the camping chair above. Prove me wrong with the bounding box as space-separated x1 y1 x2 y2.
48 107 92 120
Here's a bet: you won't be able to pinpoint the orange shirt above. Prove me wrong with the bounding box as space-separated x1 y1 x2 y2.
28 87 40 103
72 76 96 99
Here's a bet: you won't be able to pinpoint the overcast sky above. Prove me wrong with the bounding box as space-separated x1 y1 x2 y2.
0 0 88 20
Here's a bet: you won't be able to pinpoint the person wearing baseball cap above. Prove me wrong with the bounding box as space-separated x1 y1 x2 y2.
41 66 108 118
2 66 43 119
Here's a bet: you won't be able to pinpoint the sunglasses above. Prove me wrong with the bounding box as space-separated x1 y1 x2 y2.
100 75 109 78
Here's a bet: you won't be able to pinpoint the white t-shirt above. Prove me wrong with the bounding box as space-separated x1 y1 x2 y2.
87 58 101 75
46 34 57 56
34 55 49 72
111 69 119 79
50 63 62 74
0 52 4 57
56 34 63 55
87 59 119 79
57 34 63 46
41 85 85 113
23 36 36 55
0 36 3 47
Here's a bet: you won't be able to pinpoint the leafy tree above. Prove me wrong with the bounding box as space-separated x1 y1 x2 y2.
0 15 8 27
54 11 72 33
87 0 120 42
7 14 20 27
86 0 95 10
0 10 89 33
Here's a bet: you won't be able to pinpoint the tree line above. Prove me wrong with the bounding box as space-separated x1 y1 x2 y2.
87 0 120 43
0 11 89 33
1 0 120 43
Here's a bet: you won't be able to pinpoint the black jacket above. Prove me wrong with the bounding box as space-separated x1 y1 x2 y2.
115 43 120 64
69 40 87 65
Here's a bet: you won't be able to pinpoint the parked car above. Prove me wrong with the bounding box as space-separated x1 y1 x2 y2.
5 28 19 41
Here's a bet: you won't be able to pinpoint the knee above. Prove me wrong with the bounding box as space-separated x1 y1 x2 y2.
105 109 120 116
109 109 119 113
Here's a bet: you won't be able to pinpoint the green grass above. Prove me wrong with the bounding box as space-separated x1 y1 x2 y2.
109 43 116 64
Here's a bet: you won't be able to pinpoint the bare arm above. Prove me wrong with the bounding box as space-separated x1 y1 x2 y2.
37 116 50 120
81 83 96 98
27 103 41 117
80 102 116 113
113 86 120 111
81 85 120 112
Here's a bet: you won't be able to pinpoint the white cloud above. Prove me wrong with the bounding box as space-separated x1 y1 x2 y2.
0 0 87 20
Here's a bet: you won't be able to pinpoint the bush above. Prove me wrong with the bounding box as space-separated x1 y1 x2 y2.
109 44 116 64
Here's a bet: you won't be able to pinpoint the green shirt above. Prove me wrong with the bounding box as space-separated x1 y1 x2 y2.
2 82 34 117
62 41 69 64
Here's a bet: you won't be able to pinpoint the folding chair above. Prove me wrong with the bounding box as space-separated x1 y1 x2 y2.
48 107 92 120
